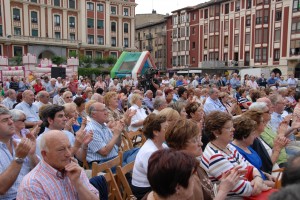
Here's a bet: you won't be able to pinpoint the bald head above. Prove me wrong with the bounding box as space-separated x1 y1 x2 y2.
40 130 69 153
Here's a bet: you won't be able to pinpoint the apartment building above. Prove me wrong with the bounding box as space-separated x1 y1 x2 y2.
135 11 167 70
0 0 136 61
166 0 300 76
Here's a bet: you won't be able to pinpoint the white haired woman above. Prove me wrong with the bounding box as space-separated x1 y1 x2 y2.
128 94 148 132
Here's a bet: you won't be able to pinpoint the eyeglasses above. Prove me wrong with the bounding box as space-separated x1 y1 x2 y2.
17 119 26 122
66 96 73 99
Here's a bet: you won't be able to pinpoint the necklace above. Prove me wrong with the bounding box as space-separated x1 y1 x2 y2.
211 142 240 165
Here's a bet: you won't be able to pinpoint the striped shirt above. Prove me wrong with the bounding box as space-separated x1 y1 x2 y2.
16 160 98 200
85 119 118 162
0 139 32 200
201 143 253 197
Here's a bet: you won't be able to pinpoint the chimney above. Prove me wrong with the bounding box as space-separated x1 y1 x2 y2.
152 9 156 14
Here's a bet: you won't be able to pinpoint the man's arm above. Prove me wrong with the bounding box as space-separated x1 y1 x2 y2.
97 123 122 156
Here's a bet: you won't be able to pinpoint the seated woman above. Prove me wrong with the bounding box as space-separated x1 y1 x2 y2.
166 118 240 200
237 88 251 112
158 107 180 126
232 115 275 187
201 111 270 198
73 97 87 125
168 101 187 118
144 149 198 200
132 114 168 200
219 92 238 116
128 94 148 132
63 102 82 133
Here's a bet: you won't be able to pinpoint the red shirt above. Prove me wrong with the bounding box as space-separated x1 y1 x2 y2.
34 84 44 94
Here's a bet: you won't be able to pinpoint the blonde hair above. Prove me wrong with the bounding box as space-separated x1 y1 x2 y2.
130 94 142 105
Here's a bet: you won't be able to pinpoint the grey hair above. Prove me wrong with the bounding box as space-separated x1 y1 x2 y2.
0 107 11 116
10 109 26 121
7 89 16 96
37 91 48 98
249 102 268 111
39 133 49 152
269 94 283 105
88 103 97 117
153 97 166 110
91 93 103 102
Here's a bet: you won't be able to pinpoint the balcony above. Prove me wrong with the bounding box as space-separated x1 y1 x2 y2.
146 33 153 40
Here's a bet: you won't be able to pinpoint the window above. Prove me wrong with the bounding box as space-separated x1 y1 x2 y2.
255 48 267 62
97 4 104 12
54 0 60 6
209 20 214 33
192 27 195 34
275 10 282 21
235 18 240 29
245 52 250 66
14 27 21 35
215 5 220 16
54 15 60 26
235 1 240 11
225 4 229 14
246 15 251 27
31 29 38 37
96 51 103 58
87 35 94 44
255 29 262 43
87 18 94 28
204 9 208 18
97 36 104 45
69 0 75 9
275 29 281 41
204 24 208 34
31 0 37 2
111 37 116 47
257 0 263 5
97 20 104 29
262 48 267 62
224 21 229 31
124 23 128 33
13 8 20 21
245 33 250 44
31 11 38 23
110 52 117 58
210 6 215 17
55 32 61 39
256 10 262 24
124 8 129 16
69 16 75 28
111 22 116 32
204 39 207 48
87 2 94 10
247 0 252 9
86 51 92 58
124 38 129 47
234 34 239 46
70 33 75 41
224 36 228 46
264 10 269 24
111 6 117 15
255 48 261 61
263 28 268 43
274 49 280 61
192 42 196 49
13 46 23 56
0 25 2 36
293 0 300 12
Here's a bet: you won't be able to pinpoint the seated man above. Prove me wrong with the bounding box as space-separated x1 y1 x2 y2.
0 107 38 199
85 102 139 166
17 130 98 200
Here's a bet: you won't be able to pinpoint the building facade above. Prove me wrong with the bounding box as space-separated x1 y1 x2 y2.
166 0 300 76
0 0 136 61
135 12 167 70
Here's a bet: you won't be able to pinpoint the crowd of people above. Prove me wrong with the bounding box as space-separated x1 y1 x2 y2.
1 70 300 200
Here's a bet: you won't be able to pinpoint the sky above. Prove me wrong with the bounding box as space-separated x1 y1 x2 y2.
135 0 206 15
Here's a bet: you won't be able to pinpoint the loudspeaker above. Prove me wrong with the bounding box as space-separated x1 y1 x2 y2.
51 67 66 79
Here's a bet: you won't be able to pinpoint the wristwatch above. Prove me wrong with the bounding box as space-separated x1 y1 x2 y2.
14 157 24 164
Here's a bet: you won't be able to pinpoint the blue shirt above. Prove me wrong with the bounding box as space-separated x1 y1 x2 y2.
203 97 226 114
176 80 183 87
0 139 32 200
85 119 118 163
231 144 266 180
15 102 40 122
267 77 277 86
230 78 241 89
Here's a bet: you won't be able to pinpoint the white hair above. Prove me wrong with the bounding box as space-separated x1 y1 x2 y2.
39 133 49 152
249 102 268 111
10 109 26 121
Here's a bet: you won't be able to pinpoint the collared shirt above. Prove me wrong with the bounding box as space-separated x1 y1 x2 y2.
15 102 40 122
33 101 51 110
46 84 57 98
287 78 297 87
203 97 226 114
85 119 118 162
128 104 147 132
16 160 98 200
267 77 277 86
0 139 32 200
36 127 75 157
2 97 16 110
270 112 283 132
229 78 241 89
143 97 154 110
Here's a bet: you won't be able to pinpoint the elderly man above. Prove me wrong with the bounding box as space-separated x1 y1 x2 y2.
229 73 241 89
73 87 83 100
0 107 38 199
122 75 133 87
143 90 154 111
46 78 58 99
203 88 226 114
109 78 121 92
85 102 139 165
15 90 42 128
17 130 98 200
152 97 167 114
2 89 17 110
33 91 51 110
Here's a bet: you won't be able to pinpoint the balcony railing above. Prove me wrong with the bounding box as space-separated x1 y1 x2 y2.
2 35 81 45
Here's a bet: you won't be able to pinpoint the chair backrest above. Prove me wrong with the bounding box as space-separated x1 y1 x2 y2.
273 168 285 189
116 161 135 200
120 134 131 152
91 154 122 177
125 130 146 149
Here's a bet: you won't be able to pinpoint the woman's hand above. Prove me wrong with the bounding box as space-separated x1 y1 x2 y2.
218 166 242 194
251 177 263 196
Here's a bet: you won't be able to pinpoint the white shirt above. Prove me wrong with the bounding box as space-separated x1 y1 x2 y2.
247 80 259 89
33 101 51 110
132 139 168 187
2 97 16 110
128 104 147 132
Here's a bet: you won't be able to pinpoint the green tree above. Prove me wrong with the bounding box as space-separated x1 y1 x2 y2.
105 56 117 65
52 56 66 65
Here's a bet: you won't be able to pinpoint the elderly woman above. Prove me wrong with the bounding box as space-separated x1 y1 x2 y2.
144 149 198 200
131 114 168 199
73 97 87 124
186 102 204 125
59 91 73 105
128 93 147 132
219 92 238 115
168 101 187 118
104 92 135 127
166 118 240 200
63 102 82 133
201 111 269 198
232 115 275 187
158 107 180 126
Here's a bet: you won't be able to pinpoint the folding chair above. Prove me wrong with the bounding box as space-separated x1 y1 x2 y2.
116 161 135 200
273 168 285 189
124 130 146 149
